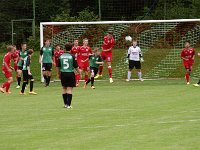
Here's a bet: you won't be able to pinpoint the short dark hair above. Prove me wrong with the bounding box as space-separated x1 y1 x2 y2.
108 31 113 35
28 49 34 55
55 44 60 47
65 42 73 51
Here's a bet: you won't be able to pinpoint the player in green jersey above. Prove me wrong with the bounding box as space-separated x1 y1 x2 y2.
84 48 104 89
20 49 37 95
16 43 28 89
39 39 55 87
58 42 80 109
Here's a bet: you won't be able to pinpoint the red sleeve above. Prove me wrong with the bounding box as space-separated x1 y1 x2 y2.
4 53 11 66
89 47 93 54
180 50 184 58
103 36 108 45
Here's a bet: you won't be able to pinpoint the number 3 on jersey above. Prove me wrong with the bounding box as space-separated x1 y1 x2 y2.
63 59 69 69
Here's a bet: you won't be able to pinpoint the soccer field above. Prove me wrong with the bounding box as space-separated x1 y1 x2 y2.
0 80 200 150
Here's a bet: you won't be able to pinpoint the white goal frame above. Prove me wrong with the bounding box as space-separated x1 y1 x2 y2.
40 19 200 82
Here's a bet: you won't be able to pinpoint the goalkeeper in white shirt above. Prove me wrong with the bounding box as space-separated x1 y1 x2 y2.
126 40 144 82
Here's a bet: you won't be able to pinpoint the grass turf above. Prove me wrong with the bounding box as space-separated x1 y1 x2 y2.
0 79 200 150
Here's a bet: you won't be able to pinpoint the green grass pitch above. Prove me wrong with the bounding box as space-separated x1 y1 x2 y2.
0 79 200 150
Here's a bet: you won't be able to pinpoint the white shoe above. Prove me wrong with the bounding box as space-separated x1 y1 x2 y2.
67 106 72 109
109 78 114 83
139 78 144 82
126 79 130 82
187 82 190 85
193 83 200 87
64 105 68 108
16 85 20 89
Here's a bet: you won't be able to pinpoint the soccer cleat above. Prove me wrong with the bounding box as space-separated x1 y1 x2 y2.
94 74 103 79
67 106 73 109
109 78 114 83
64 105 68 108
29 91 37 95
139 78 144 82
83 83 87 89
16 85 20 89
91 86 95 89
4 91 11 94
126 79 130 82
187 82 190 85
20 92 26 95
76 82 80 87
193 83 200 87
0 87 5 93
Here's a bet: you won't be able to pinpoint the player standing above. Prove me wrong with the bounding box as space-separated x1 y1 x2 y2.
0 45 15 94
95 32 115 83
39 39 55 87
193 52 200 87
78 38 92 83
20 49 37 95
180 41 195 85
16 43 28 89
58 42 80 109
54 44 64 77
84 48 104 89
126 40 144 82
71 39 81 86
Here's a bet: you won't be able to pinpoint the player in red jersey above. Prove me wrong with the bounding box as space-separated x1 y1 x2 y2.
11 45 20 87
0 45 15 94
53 44 64 76
78 38 93 83
95 32 115 83
180 41 195 85
71 39 81 86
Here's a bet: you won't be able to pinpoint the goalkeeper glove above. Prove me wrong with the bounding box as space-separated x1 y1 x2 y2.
125 58 129 64
140 58 144 63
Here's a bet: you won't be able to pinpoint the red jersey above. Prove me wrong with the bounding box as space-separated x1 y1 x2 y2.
78 46 92 61
2 52 12 70
11 50 20 62
102 35 115 52
54 50 64 66
181 47 195 64
71 46 80 60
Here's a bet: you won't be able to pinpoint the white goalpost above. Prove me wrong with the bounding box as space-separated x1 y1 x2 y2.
40 19 200 82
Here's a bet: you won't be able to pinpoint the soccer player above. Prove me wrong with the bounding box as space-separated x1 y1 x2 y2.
78 38 93 83
54 44 64 77
126 40 144 82
95 32 115 83
0 45 15 94
58 42 80 109
84 48 104 89
16 43 28 89
39 39 55 87
71 39 81 86
180 41 195 85
20 49 37 95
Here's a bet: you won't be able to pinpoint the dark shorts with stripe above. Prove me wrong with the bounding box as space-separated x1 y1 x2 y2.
22 70 33 81
42 63 52 71
129 60 141 70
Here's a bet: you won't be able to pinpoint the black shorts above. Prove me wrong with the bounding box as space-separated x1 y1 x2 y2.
18 66 23 70
42 63 52 71
90 67 98 77
129 60 141 70
61 72 76 87
22 70 33 81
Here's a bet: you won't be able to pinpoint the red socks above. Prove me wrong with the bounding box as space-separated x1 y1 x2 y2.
76 74 80 84
185 73 190 82
99 66 103 75
84 75 88 82
108 67 112 78
2 81 10 92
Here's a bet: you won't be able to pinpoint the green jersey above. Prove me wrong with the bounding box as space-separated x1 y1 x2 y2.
40 46 54 63
58 52 78 73
17 50 28 67
22 55 31 71
89 54 102 68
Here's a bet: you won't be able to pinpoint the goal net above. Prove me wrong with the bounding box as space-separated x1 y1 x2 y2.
40 19 200 82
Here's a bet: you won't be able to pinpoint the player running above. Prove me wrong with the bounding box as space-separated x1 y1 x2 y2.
95 32 115 83
16 43 28 89
78 38 92 83
180 41 195 85
58 42 80 109
0 45 15 94
126 40 144 82
53 44 64 77
71 39 81 86
39 39 55 87
20 49 37 95
84 48 104 89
